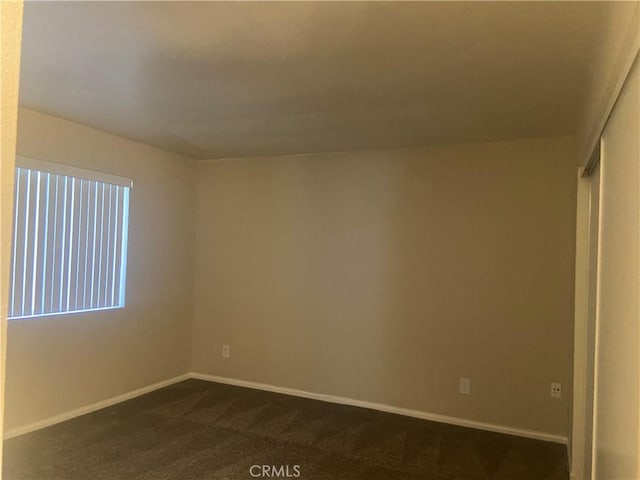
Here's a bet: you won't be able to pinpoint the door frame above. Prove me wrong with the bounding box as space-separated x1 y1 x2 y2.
571 160 601 480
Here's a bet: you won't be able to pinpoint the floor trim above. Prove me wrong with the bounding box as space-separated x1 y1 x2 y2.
190 372 568 445
4 371 568 445
3 373 191 439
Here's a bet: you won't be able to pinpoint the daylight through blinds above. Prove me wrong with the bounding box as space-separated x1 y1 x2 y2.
9 167 130 319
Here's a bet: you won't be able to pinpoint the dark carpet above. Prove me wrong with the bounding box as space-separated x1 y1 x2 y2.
3 379 568 480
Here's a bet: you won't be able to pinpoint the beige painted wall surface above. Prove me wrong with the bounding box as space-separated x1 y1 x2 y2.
1 0 24 471
593 58 640 480
4 108 196 432
192 136 577 437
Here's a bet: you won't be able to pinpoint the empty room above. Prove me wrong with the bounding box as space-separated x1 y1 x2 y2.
0 1 638 479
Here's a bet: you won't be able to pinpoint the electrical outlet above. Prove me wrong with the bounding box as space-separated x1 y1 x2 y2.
459 377 471 395
222 344 230 358
551 382 561 398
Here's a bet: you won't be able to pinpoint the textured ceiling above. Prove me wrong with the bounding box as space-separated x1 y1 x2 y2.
20 1 608 159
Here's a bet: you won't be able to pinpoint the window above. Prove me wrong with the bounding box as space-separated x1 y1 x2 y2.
9 157 132 319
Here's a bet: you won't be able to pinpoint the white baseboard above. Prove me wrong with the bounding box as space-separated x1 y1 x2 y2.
3 373 191 439
4 371 568 446
190 372 568 445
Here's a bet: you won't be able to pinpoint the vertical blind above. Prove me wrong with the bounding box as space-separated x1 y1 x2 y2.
9 163 131 319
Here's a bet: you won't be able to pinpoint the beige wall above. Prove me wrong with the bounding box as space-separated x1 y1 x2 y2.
192 136 577 437
593 57 639 480
1 0 24 471
4 108 196 432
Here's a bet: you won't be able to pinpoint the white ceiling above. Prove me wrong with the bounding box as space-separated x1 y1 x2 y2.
20 1 607 160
